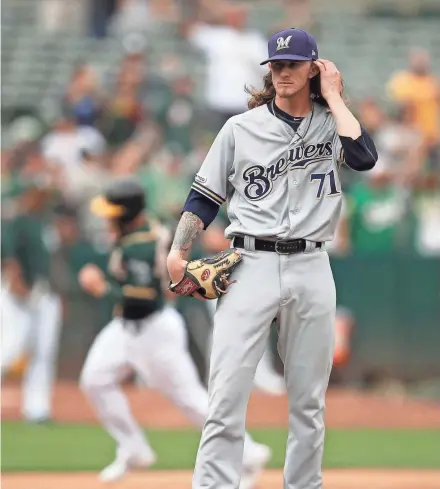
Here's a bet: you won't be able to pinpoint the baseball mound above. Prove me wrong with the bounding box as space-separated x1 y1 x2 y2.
3 469 440 489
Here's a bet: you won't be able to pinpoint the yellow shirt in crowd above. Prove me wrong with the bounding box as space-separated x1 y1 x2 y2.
387 71 440 144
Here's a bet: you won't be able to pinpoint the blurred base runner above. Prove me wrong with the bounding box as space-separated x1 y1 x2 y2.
80 305 271 488
78 178 271 488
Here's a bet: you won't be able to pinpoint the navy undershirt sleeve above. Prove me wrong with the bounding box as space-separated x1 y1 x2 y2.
339 127 378 171
183 189 220 229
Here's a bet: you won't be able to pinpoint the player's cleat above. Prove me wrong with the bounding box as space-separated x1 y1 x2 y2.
98 450 157 483
240 443 272 489
26 416 54 426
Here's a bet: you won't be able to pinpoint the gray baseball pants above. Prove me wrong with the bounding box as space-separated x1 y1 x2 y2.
192 242 336 489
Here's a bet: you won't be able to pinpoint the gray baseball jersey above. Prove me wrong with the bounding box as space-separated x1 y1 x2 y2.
191 102 344 242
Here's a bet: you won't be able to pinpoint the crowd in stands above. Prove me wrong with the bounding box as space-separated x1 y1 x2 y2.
2 0 440 262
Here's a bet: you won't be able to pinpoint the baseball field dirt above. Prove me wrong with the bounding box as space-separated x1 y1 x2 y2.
2 381 440 488
3 381 440 427
3 469 440 489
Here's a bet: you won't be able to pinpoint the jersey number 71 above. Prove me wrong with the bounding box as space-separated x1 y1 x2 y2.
310 170 341 199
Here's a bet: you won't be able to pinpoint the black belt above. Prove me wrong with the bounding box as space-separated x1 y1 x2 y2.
233 236 322 255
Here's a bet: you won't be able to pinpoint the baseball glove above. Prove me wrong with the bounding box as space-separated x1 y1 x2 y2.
169 248 242 300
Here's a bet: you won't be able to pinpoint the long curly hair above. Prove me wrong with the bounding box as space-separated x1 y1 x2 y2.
245 71 347 110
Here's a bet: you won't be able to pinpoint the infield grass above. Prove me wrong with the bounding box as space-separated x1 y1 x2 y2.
2 422 439 472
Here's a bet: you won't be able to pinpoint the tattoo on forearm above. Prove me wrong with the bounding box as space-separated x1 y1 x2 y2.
170 212 204 256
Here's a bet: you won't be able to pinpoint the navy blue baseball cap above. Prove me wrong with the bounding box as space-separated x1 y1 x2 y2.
260 28 318 65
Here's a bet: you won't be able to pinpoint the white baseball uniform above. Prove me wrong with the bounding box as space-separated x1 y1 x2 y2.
79 223 267 481
1 283 62 421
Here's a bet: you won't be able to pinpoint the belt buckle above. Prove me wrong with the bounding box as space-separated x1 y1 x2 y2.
274 240 291 255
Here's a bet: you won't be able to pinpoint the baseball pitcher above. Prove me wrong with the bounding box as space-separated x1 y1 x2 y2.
167 28 378 489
